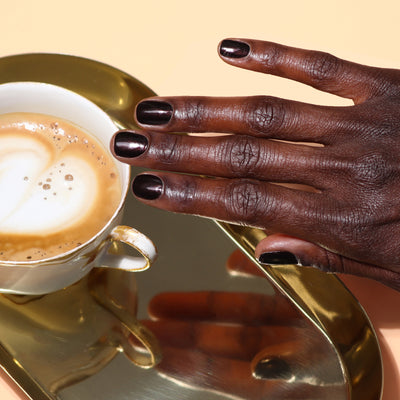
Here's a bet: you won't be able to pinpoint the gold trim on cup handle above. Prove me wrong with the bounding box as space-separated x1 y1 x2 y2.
103 225 158 271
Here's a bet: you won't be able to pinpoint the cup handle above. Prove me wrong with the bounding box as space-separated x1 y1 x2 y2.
100 225 158 271
89 267 162 369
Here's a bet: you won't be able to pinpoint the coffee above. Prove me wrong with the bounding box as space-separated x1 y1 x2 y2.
0 112 121 261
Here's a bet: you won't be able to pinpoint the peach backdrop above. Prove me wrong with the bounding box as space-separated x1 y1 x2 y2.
1 0 400 399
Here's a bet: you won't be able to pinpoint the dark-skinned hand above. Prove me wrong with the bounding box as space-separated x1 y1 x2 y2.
134 250 343 399
112 38 400 291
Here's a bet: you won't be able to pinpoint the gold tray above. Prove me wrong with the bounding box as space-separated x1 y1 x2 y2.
0 53 382 399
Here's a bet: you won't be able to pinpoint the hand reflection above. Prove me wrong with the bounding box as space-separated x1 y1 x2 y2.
137 250 344 399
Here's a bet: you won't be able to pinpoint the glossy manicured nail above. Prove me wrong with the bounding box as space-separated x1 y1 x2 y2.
253 357 293 380
113 131 148 158
136 100 173 125
219 39 250 58
132 175 163 200
258 251 299 266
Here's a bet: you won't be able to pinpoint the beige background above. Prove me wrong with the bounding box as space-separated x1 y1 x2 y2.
2 0 399 102
1 0 400 398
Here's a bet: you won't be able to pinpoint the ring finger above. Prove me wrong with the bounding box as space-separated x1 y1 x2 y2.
130 171 326 240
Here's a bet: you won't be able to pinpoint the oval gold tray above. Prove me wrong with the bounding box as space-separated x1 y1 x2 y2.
0 53 382 400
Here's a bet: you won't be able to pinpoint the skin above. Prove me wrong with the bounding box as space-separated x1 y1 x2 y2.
111 38 400 291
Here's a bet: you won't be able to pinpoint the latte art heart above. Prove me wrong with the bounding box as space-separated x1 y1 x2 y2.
0 136 97 233
0 113 121 261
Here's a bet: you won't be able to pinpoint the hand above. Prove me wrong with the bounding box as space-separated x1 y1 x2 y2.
111 38 400 290
136 250 344 399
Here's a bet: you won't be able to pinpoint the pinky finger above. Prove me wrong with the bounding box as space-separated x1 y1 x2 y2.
255 234 400 291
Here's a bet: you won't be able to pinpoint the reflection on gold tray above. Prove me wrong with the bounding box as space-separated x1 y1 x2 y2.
0 267 137 397
0 53 383 399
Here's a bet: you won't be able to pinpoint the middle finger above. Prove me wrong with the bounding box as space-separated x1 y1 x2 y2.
112 130 328 189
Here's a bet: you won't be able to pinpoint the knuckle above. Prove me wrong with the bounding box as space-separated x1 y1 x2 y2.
317 249 346 274
303 51 341 83
367 69 400 99
245 96 286 135
177 98 207 131
259 42 284 69
365 100 400 136
169 176 198 210
157 134 182 164
351 152 394 188
329 149 396 190
224 179 266 226
222 136 261 176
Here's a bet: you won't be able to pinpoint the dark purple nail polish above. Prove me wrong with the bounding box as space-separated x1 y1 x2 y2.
113 131 148 158
253 357 293 380
219 39 250 58
258 251 299 266
132 175 163 200
136 100 173 126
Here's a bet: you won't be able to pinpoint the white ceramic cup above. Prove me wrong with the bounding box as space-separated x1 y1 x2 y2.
0 82 157 295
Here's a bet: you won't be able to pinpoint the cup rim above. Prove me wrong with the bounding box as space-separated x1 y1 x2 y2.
0 81 130 266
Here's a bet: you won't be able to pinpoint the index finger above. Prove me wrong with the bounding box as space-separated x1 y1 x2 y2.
219 38 396 103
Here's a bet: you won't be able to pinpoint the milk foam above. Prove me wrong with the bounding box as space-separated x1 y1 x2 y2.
0 136 97 233
0 113 121 261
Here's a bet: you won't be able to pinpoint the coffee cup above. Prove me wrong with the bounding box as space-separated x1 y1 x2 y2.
0 81 157 295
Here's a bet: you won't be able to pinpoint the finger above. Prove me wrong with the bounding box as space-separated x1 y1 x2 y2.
134 95 347 144
112 130 328 188
158 347 331 399
219 38 393 103
155 347 277 399
251 339 339 389
131 172 325 239
141 319 297 361
255 234 400 291
147 291 301 325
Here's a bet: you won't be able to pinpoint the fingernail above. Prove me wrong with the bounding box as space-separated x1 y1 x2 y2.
136 100 173 126
113 131 148 158
253 357 293 380
258 251 299 265
219 39 250 58
132 174 163 200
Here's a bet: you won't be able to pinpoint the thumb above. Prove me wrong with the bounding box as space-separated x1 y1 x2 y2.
255 234 400 291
